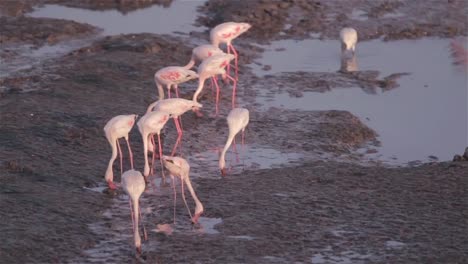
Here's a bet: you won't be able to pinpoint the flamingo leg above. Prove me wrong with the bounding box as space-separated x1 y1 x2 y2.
174 84 180 98
138 206 148 241
150 135 156 176
171 117 183 156
228 44 239 80
210 77 215 97
172 175 177 225
224 74 237 108
125 138 134 170
117 139 123 174
241 129 246 150
212 76 221 116
158 133 166 182
129 199 135 234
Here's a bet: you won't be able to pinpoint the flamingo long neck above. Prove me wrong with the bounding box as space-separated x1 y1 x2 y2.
192 77 206 103
142 132 150 177
183 174 203 215
183 57 196 70
131 197 141 250
219 130 236 170
105 139 118 182
155 78 165 101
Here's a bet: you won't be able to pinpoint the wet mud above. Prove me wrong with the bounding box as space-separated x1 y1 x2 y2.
0 0 467 263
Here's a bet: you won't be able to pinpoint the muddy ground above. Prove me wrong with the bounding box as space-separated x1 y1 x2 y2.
0 0 467 263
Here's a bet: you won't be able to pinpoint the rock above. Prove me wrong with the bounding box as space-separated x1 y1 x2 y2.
452 154 464 162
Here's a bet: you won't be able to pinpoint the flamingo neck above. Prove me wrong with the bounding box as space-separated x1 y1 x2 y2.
146 101 158 114
192 77 206 103
105 139 118 182
219 132 235 171
132 197 141 250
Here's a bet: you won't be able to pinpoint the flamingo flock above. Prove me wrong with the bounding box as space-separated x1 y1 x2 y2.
102 22 360 255
102 21 252 255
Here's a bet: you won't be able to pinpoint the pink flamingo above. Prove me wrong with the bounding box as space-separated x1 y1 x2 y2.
183 44 225 70
340 27 358 56
137 110 170 180
162 156 204 224
103 114 137 189
154 66 198 100
121 169 146 255
192 53 237 116
210 22 252 80
219 108 249 176
146 98 202 156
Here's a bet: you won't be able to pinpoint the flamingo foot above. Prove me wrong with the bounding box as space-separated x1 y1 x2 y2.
194 109 203 118
192 211 203 224
107 181 117 190
221 168 227 177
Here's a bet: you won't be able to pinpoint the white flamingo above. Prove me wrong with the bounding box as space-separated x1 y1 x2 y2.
154 66 198 100
210 22 252 79
219 108 249 176
340 27 358 55
103 114 137 189
183 44 225 70
121 169 146 255
146 98 202 156
137 110 171 179
162 156 204 224
192 53 236 116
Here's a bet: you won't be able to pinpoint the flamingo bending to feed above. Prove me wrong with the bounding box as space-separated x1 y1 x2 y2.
183 44 225 70
340 27 358 55
219 108 249 176
103 114 137 189
121 169 146 255
162 156 204 224
154 66 198 100
146 98 202 156
137 110 171 179
192 53 236 115
210 22 252 79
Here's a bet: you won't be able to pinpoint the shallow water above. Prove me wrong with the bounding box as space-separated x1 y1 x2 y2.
252 38 467 163
28 0 207 36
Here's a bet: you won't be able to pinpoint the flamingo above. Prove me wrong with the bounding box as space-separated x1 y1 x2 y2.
121 169 146 255
137 110 171 180
103 114 137 189
154 66 198 100
146 98 202 156
210 22 252 79
192 53 237 115
219 108 249 176
183 44 225 70
162 155 204 224
340 27 358 55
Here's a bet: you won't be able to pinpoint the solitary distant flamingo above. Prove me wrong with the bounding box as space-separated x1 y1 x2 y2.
137 110 170 180
183 44 225 70
210 22 252 79
146 98 202 156
219 108 249 176
103 114 137 189
192 53 237 115
162 156 204 224
154 66 198 100
340 27 358 55
121 169 146 255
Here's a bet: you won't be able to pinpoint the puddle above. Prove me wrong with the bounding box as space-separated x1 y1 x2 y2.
350 9 368 21
385 240 406 249
188 144 303 178
227 235 255 240
251 38 467 164
196 217 222 234
83 185 108 193
28 0 207 36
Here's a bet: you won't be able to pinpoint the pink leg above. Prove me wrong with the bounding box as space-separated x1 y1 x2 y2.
241 129 246 150
151 135 156 176
228 44 239 80
125 138 134 170
174 84 180 98
232 136 238 153
225 74 237 108
210 77 215 96
117 140 123 174
158 133 166 182
172 175 177 224
171 136 182 157
212 76 221 115
138 207 148 241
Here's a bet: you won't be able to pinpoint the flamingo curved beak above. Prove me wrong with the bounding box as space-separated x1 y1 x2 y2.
221 168 227 177
192 211 203 224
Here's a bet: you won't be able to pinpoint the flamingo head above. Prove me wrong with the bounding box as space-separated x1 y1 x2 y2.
107 180 117 190
192 210 203 224
190 101 203 113
221 168 227 177
239 22 252 34
136 245 142 255
181 69 199 82
162 155 190 177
